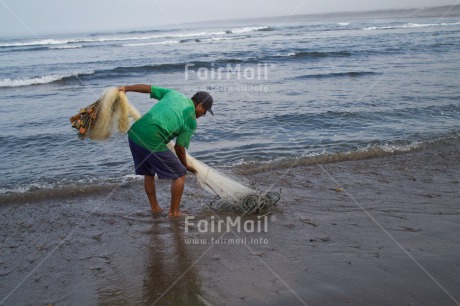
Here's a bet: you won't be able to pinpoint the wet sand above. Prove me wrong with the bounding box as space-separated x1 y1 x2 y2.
1 143 459 305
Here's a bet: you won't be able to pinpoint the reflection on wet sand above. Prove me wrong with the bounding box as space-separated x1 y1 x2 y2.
143 218 204 305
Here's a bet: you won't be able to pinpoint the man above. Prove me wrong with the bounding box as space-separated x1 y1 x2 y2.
117 84 214 218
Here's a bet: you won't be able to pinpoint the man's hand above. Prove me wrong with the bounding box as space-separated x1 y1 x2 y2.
186 165 197 175
118 86 125 92
175 144 197 175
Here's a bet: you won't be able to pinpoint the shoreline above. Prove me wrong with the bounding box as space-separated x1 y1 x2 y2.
2 134 459 205
0 142 459 305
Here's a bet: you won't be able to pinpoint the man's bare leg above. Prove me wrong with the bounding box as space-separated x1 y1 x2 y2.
168 175 187 218
144 175 163 213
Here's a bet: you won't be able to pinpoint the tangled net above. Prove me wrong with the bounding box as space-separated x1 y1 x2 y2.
70 88 140 140
210 190 281 215
69 100 100 140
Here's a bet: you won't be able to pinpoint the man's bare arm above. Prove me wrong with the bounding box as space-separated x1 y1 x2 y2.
118 84 151 93
174 144 197 174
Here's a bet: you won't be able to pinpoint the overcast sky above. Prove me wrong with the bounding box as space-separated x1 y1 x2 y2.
0 0 458 37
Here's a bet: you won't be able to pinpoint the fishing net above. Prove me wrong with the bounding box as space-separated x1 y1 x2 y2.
70 87 280 214
70 87 141 140
69 100 100 140
209 191 281 215
165 144 281 215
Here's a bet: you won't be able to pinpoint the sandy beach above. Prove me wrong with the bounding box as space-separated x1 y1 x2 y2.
1 142 459 305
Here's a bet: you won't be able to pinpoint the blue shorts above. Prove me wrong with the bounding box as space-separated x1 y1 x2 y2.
128 138 186 179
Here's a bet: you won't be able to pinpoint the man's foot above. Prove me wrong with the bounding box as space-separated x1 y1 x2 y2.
168 211 189 218
151 206 164 214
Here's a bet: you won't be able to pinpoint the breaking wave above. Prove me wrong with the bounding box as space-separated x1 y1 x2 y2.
0 72 94 88
363 21 460 31
0 26 271 50
0 50 356 87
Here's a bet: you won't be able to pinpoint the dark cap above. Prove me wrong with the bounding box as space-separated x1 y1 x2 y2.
192 91 214 115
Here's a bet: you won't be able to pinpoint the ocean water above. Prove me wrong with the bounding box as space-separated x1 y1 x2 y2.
1 14 460 196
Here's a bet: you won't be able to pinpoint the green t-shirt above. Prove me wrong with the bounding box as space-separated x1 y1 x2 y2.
128 86 197 152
